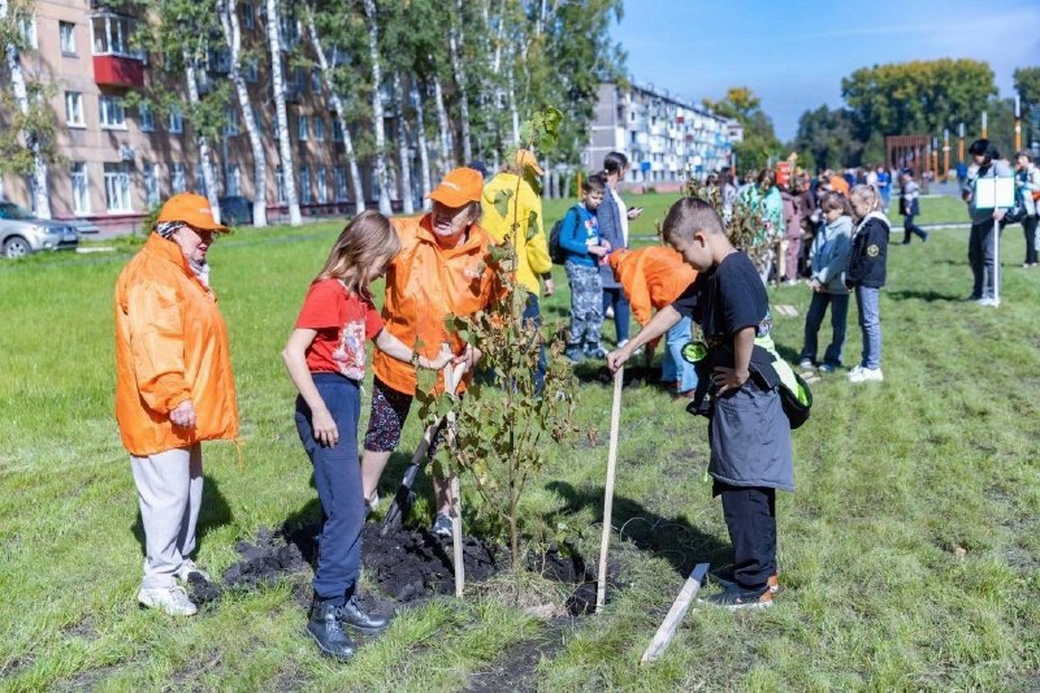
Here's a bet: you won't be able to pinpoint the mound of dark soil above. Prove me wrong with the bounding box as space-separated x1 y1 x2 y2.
534 545 624 616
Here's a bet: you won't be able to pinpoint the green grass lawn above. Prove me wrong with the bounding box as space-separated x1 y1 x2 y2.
3 193 1039 690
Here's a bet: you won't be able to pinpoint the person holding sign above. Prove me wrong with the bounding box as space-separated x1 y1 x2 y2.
961 140 1012 306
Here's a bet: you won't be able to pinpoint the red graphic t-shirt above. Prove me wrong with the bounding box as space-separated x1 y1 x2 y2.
295 278 383 380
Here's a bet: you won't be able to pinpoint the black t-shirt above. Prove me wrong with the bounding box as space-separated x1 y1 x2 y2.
671 251 770 351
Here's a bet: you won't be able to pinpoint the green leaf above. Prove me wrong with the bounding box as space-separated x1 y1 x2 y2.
492 189 512 219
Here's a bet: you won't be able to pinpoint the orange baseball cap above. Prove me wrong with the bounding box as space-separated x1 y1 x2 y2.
156 192 230 232
515 149 544 176
427 167 484 208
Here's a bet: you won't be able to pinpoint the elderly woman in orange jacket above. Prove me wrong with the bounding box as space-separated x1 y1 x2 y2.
114 193 238 616
360 168 498 536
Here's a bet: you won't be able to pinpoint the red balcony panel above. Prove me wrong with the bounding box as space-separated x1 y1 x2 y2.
93 55 144 88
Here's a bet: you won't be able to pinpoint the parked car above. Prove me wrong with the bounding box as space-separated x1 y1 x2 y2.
218 196 253 226
0 201 80 258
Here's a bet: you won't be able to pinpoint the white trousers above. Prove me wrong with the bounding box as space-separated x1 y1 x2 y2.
130 444 203 589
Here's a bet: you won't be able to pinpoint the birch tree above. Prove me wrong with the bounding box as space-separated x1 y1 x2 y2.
362 0 391 215
448 0 473 163
266 0 302 225
392 72 414 214
182 52 221 222
1 0 52 218
432 74 454 175
217 0 267 226
304 3 366 210
412 82 433 207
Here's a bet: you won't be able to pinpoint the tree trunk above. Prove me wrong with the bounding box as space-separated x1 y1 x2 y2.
507 59 521 147
362 0 392 216
412 82 432 209
2 0 51 219
432 73 453 175
393 72 414 215
218 0 267 226
183 52 221 223
265 0 301 225
306 13 365 212
448 0 472 163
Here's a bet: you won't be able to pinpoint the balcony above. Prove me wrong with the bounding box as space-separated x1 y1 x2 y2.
93 55 143 88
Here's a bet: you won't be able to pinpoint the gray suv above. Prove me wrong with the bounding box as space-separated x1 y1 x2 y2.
0 201 81 258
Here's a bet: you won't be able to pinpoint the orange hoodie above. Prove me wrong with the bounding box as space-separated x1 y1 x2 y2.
373 214 498 396
607 246 697 326
114 234 239 456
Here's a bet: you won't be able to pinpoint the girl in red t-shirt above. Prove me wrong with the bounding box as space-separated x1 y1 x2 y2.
281 211 451 660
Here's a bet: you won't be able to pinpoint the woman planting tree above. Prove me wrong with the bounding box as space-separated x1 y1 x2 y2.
282 211 452 661
360 168 499 537
114 193 237 617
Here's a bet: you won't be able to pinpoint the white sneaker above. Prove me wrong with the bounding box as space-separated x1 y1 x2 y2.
175 559 210 583
976 297 996 307
849 367 883 383
798 358 815 371
137 585 198 616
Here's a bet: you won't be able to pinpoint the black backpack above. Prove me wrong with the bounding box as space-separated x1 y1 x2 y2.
548 208 575 265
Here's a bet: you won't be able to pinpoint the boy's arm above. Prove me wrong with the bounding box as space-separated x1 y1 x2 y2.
557 210 589 255
712 326 754 394
607 305 682 372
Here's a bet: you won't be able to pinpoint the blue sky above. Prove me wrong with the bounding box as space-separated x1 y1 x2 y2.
610 0 1040 141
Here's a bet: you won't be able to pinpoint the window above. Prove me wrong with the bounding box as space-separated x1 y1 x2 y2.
143 161 160 207
224 107 239 136
99 94 126 129
71 162 90 214
313 117 325 141
251 105 263 136
92 14 130 56
103 162 131 212
332 118 344 142
171 162 186 193
316 167 328 203
298 114 309 141
65 92 84 127
60 21 76 55
225 164 241 196
294 66 307 92
299 166 311 203
19 14 37 49
241 2 255 29
138 103 154 132
168 106 183 134
311 68 321 92
195 168 207 196
334 167 348 201
244 58 258 83
275 165 286 204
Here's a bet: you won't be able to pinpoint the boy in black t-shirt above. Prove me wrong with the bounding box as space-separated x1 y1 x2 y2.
608 197 793 609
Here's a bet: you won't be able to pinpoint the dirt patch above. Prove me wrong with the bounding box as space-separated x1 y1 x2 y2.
533 546 624 616
463 619 571 693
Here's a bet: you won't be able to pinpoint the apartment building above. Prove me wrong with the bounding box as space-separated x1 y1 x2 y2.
582 82 734 186
0 1 398 233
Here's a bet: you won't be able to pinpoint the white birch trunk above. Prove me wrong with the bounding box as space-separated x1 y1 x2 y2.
183 52 221 223
412 82 432 210
306 13 365 211
507 58 521 147
433 73 453 175
266 0 302 225
393 72 414 215
362 0 391 215
3 0 50 218
218 0 267 226
449 0 472 163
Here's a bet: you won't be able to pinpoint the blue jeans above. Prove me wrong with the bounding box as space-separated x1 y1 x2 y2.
854 286 881 369
295 374 365 604
661 316 697 392
522 291 546 393
799 291 849 367
601 287 631 344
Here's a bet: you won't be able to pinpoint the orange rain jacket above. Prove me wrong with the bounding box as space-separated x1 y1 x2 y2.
607 246 697 326
373 214 498 396
114 234 239 456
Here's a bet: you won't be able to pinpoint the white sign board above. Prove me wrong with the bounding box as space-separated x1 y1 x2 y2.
974 176 1015 209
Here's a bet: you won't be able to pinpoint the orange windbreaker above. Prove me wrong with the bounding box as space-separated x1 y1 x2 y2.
608 246 697 326
114 234 239 456
373 214 497 395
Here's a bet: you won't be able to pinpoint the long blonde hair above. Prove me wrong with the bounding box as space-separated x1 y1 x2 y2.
849 184 882 220
316 210 400 297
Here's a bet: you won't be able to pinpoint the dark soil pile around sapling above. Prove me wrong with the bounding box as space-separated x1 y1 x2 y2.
533 545 625 616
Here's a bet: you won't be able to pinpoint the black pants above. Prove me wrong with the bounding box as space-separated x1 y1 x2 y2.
1023 215 1038 265
713 481 776 591
902 214 926 243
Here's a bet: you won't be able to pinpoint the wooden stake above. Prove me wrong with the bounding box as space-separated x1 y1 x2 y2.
596 367 624 613
444 357 466 598
640 563 710 664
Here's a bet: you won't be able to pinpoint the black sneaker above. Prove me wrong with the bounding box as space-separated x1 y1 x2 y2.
307 598 355 660
699 586 773 610
431 512 453 538
710 570 780 594
337 596 390 634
